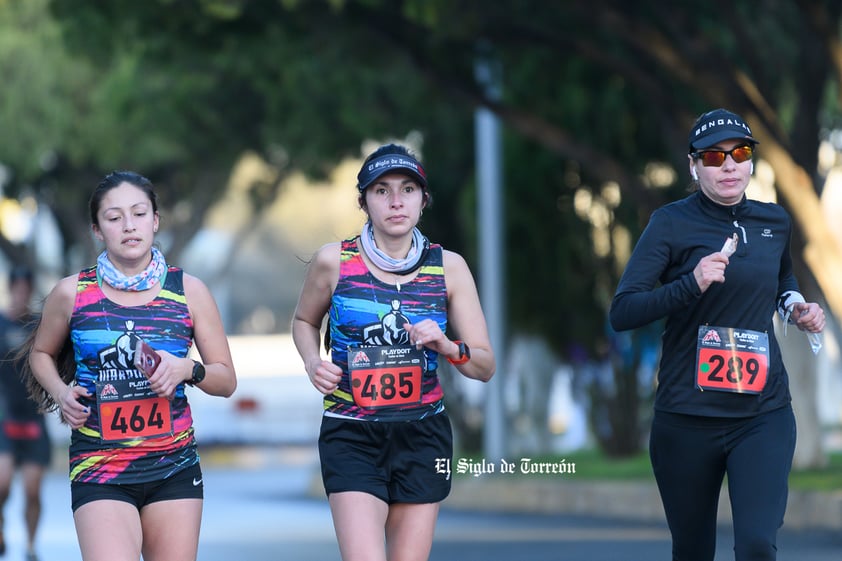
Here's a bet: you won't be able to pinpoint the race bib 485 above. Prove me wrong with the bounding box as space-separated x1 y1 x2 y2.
347 345 424 409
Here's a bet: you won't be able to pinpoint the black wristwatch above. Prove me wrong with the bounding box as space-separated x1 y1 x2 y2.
187 360 206 386
447 340 471 365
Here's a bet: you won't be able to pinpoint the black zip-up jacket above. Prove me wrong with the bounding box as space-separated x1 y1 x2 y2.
610 191 799 417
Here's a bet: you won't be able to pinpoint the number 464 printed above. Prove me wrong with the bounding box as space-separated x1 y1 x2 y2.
99 397 173 442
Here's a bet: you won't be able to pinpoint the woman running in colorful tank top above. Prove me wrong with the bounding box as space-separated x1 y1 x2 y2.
292 143 496 561
22 171 237 561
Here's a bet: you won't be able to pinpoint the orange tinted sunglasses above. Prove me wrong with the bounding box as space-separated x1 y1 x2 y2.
691 145 753 167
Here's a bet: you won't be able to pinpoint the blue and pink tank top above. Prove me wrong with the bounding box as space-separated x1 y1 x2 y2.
326 237 447 421
68 265 198 484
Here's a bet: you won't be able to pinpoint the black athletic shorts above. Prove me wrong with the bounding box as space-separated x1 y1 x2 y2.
71 462 204 512
319 412 453 504
0 418 52 467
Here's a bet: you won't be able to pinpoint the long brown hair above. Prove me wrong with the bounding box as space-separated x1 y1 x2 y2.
15 314 76 419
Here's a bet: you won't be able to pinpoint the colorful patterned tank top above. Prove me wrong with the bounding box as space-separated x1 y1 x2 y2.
68 265 198 484
326 237 447 421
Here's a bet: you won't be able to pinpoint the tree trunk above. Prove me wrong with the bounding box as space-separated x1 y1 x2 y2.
775 316 826 469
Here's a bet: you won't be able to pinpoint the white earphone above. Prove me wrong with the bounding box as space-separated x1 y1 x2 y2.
691 167 698 181
750 162 754 175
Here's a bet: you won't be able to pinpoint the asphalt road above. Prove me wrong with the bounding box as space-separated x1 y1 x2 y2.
3 445 840 561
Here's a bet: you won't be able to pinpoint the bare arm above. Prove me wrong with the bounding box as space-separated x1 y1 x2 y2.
442 250 495 381
29 275 91 428
403 250 495 382
146 273 237 398
183 273 237 397
291 243 343 394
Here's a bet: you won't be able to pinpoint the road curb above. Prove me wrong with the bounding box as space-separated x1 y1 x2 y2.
202 445 842 532
444 477 842 531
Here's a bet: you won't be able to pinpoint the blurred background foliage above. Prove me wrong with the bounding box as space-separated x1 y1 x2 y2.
1 0 841 459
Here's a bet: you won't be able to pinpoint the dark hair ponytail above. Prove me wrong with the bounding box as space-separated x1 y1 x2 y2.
16 315 76 421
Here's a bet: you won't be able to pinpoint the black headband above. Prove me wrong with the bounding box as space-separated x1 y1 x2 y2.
357 154 427 192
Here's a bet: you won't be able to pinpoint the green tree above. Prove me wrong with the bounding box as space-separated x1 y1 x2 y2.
2 0 840 461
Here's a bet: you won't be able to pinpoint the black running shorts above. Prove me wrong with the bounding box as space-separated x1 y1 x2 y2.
318 412 453 504
0 418 51 467
71 462 204 512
